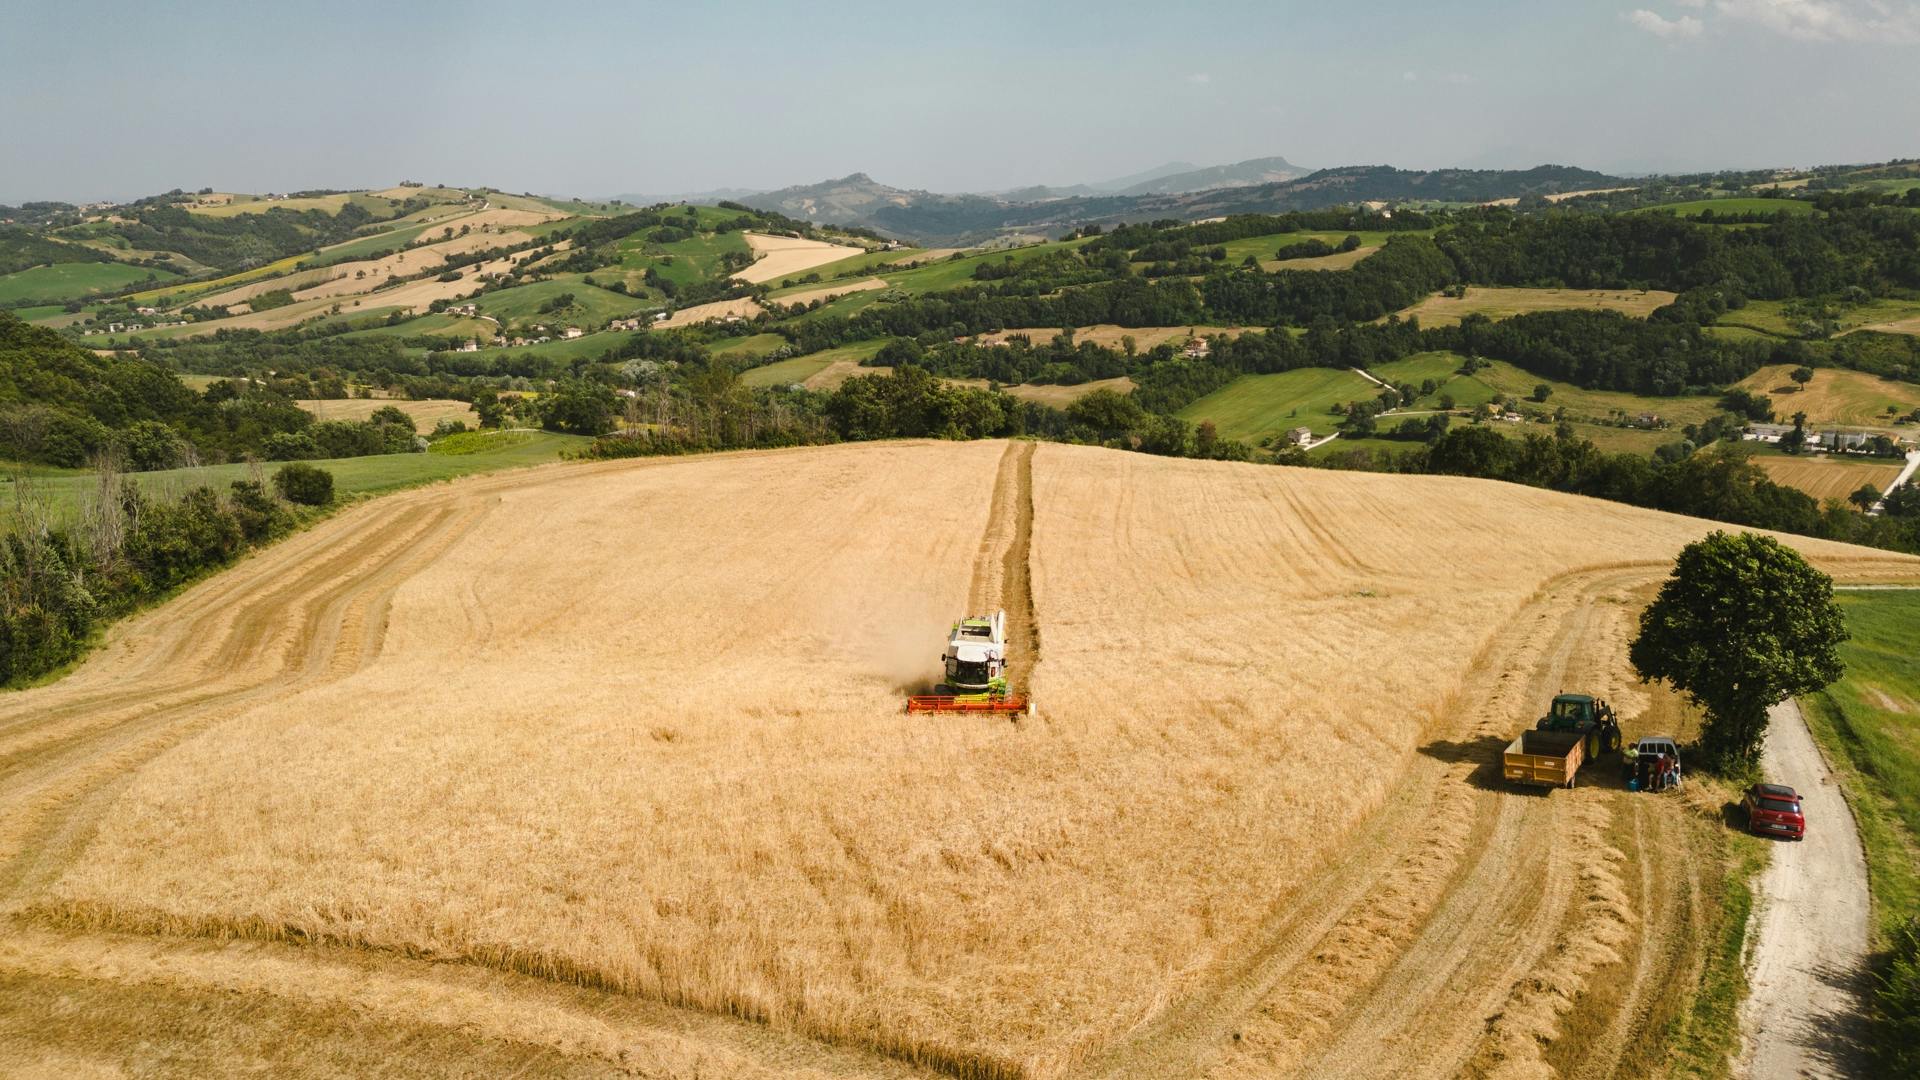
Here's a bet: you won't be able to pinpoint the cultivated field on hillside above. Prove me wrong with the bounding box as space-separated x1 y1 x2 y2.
0 262 180 304
6 441 1916 1077
734 233 866 284
297 397 476 434
1754 453 1904 503
655 296 766 329
974 325 1247 352
1004 377 1136 406
1388 287 1678 328
1735 364 1920 428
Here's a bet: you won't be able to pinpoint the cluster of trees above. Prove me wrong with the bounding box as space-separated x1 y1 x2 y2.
0 315 436 469
0 467 316 685
107 200 396 273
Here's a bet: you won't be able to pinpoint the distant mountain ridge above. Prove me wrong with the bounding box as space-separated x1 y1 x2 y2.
1110 155 1308 196
740 163 1623 245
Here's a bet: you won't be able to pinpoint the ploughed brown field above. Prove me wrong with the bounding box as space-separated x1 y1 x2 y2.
3 440 1914 1078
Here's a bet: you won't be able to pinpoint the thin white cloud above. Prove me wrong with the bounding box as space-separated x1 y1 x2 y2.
1712 0 1920 42
1443 72 1477 84
1402 70 1419 81
1627 8 1707 36
1185 72 1210 84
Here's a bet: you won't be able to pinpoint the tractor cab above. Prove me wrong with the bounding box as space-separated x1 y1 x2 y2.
1536 693 1622 755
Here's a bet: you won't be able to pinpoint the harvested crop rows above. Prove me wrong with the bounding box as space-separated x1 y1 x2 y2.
1 441 1916 1077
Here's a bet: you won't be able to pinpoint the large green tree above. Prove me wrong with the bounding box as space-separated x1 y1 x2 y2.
1630 531 1847 767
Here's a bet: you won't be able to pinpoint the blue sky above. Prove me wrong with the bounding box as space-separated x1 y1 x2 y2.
2 0 1916 202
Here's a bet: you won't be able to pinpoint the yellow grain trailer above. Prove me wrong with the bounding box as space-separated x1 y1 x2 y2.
1503 729 1586 788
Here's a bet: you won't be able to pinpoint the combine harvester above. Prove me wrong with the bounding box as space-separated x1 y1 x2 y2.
905 610 1034 716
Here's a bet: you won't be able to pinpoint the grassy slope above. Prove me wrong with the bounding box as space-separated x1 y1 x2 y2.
763 248 928 295
471 281 642 329
9 431 589 529
1630 198 1819 218
1802 589 1920 943
1719 298 1920 338
0 262 181 304
1178 368 1380 442
1215 230 1411 265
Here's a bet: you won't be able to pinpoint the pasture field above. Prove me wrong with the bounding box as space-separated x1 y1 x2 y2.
1752 452 1904 503
1214 230 1409 266
0 262 179 304
471 280 642 329
1177 367 1381 442
1802 589 1920 938
4 440 1914 1077
1631 197 1818 218
298 398 477 434
738 352 843 388
617 231 750 288
341 312 499 341
126 253 310 306
1717 297 1920 338
1734 364 1920 428
1456 358 1721 426
1389 287 1678 328
9 430 587 528
797 238 1098 321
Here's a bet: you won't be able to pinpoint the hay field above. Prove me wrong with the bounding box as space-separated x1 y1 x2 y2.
655 297 767 329
298 398 476 434
6 440 1918 1076
1389 287 1678 328
734 233 867 284
1755 453 1904 503
1734 364 1920 428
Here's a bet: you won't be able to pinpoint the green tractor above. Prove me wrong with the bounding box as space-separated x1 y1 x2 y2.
1534 693 1622 759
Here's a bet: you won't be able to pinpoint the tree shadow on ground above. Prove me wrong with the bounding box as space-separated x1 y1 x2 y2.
1796 960 1874 1077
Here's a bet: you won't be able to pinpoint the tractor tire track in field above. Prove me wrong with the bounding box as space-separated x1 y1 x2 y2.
0 453 952 1080
968 440 1039 696
1073 565 1663 1080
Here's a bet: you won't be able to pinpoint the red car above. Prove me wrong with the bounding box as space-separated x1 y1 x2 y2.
1744 783 1806 840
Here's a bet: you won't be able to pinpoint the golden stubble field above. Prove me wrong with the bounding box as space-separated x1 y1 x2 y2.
3 440 1916 1078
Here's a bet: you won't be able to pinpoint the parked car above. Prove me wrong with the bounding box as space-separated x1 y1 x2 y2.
1625 736 1683 791
1743 782 1806 840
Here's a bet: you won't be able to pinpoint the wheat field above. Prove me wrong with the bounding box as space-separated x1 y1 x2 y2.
4 440 1917 1077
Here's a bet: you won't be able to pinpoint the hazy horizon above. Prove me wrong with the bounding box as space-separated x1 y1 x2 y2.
4 0 1918 204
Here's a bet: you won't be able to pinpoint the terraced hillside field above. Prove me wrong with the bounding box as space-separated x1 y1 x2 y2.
1 441 1915 1078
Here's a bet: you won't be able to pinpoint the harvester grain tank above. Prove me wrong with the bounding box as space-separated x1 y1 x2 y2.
1501 693 1622 789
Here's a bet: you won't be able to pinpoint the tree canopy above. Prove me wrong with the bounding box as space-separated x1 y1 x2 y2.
1629 531 1847 767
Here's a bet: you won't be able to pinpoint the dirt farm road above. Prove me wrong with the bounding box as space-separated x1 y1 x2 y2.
1739 700 1872 1079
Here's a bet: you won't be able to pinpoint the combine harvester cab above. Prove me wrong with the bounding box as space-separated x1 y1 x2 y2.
906 610 1034 716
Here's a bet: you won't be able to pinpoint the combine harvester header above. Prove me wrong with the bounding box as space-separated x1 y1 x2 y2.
906 610 1034 715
